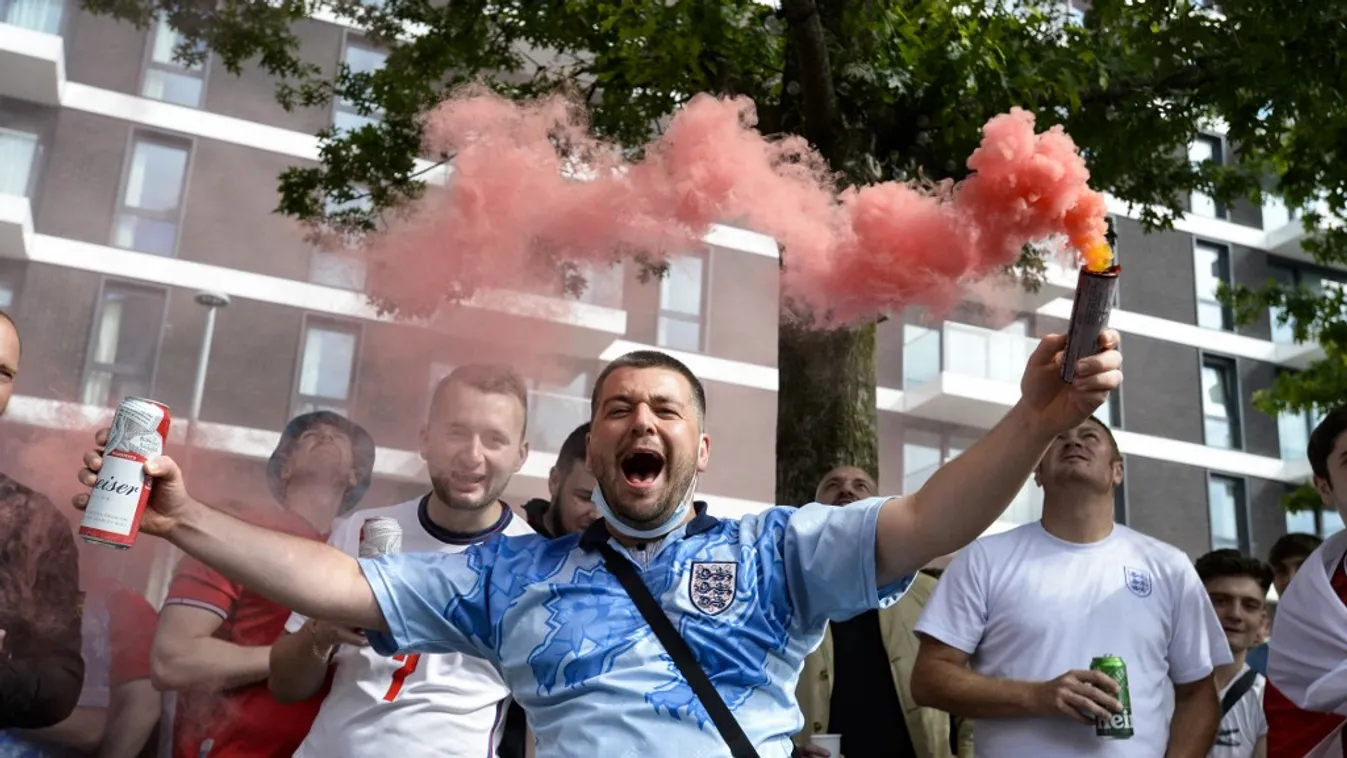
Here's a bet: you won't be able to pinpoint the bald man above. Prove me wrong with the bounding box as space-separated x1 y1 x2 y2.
794 466 974 758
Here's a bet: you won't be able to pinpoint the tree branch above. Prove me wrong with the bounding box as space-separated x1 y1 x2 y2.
779 0 844 166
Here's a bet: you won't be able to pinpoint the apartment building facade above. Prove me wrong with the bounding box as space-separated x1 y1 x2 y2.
0 2 1333 598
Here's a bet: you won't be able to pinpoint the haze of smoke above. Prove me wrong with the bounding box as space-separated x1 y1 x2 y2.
362 88 1110 326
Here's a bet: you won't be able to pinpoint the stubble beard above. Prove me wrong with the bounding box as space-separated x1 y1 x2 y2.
431 474 506 512
595 455 697 529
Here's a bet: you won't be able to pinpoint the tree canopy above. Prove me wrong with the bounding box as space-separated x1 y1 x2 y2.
85 0 1347 507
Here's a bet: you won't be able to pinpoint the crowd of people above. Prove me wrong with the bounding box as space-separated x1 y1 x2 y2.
0 301 1341 758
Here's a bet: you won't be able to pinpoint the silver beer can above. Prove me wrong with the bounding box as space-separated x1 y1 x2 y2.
359 517 402 558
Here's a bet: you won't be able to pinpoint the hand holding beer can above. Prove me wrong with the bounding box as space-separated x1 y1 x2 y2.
1090 655 1133 739
359 517 403 558
79 397 171 549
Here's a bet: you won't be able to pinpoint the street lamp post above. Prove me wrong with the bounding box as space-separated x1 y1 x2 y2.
145 290 230 610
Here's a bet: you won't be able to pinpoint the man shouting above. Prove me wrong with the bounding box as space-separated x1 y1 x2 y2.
74 332 1122 758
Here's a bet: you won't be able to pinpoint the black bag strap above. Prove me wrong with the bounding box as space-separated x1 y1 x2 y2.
596 542 761 758
1221 668 1260 717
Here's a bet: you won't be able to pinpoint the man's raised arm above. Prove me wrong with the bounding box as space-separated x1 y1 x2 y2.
874 331 1121 584
74 445 383 632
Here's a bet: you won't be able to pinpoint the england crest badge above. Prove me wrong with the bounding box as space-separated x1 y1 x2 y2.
688 561 737 616
1123 566 1153 598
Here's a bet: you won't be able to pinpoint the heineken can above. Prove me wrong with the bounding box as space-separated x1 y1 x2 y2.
1091 655 1133 739
359 517 403 558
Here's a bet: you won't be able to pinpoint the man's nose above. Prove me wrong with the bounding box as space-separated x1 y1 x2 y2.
628 404 659 434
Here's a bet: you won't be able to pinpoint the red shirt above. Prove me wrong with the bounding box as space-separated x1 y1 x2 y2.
163 508 332 758
1266 552 1347 758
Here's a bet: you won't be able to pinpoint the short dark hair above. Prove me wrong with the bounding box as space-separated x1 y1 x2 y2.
1308 407 1347 481
1269 532 1323 567
431 364 530 436
556 422 590 476
1195 549 1274 595
590 350 706 424
1082 416 1122 463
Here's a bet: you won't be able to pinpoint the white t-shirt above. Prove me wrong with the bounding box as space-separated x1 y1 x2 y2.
1209 664 1267 758
287 496 535 758
915 521 1232 757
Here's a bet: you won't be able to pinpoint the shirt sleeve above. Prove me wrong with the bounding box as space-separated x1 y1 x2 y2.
108 590 158 687
780 498 914 630
912 540 989 655
163 557 241 620
1166 559 1233 685
360 541 503 663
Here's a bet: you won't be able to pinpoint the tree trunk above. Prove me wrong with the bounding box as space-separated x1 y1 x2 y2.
775 320 879 505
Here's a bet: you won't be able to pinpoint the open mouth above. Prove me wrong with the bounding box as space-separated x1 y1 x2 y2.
620 450 666 487
448 471 486 488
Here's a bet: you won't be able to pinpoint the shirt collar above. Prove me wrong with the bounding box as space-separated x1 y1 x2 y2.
579 500 717 550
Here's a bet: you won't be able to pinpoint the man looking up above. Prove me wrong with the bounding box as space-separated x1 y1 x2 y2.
153 411 374 758
269 365 535 758
0 310 84 729
1265 408 1347 758
1194 549 1270 758
911 417 1230 757
795 466 973 758
73 331 1123 757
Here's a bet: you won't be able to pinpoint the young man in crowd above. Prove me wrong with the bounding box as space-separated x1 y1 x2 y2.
269 365 535 758
1245 533 1321 676
1195 549 1271 758
154 411 374 758
1266 408 1347 757
911 416 1230 757
73 331 1123 756
521 423 598 540
795 465 974 758
0 311 84 730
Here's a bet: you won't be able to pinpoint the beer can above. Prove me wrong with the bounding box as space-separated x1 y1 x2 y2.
359 517 403 558
1091 654 1133 739
79 396 171 550
1061 264 1121 383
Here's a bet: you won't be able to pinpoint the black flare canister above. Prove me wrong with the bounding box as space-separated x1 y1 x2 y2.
1061 264 1121 383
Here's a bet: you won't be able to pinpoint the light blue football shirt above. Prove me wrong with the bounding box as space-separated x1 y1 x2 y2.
360 496 912 758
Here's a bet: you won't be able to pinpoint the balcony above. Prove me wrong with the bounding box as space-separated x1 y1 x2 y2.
0 193 33 260
901 321 1032 429
1009 258 1079 312
0 20 64 106
1263 196 1339 260
904 460 1043 535
527 389 588 453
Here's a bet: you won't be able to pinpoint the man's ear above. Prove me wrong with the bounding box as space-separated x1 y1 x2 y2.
548 465 562 499
1316 474 1334 504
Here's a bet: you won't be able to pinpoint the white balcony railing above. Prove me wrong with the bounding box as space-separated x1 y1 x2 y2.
904 321 1036 390
904 461 1043 534
527 389 588 453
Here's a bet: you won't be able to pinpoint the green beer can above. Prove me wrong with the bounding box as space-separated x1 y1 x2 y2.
1090 655 1133 739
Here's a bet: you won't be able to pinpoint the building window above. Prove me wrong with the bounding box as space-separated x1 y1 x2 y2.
0 127 40 198
0 261 25 310
1094 388 1123 429
529 372 588 452
1189 135 1226 219
81 282 167 407
1286 505 1345 539
1208 474 1248 552
332 39 388 134
309 190 371 290
0 0 64 34
903 428 1043 532
293 319 359 416
656 254 705 352
1193 240 1232 331
574 262 624 309
141 16 206 108
902 323 939 389
113 135 191 256
1201 355 1241 449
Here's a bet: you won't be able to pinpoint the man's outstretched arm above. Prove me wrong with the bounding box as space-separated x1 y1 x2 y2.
874 331 1122 585
74 452 382 632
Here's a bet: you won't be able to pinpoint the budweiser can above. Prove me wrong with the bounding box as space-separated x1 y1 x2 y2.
359 517 402 558
80 397 171 549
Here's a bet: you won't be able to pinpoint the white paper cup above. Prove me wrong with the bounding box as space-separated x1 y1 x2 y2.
809 733 842 757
